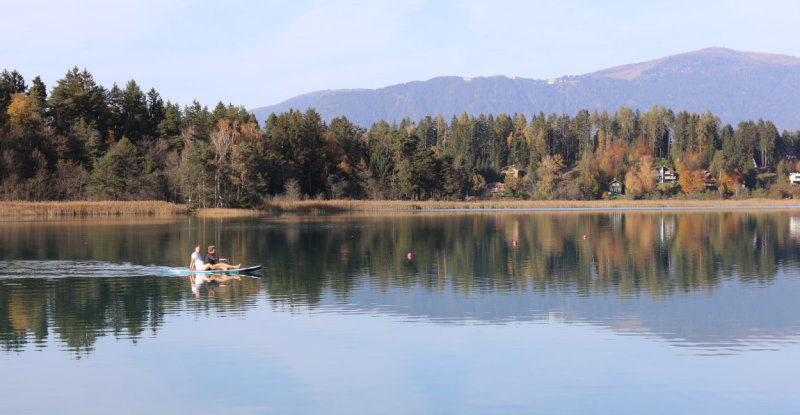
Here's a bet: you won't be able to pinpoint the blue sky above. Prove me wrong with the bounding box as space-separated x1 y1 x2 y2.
3 0 800 110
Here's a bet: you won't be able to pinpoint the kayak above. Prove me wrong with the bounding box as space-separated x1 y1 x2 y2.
168 265 263 275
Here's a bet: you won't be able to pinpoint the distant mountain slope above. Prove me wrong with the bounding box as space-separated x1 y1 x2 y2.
252 48 800 130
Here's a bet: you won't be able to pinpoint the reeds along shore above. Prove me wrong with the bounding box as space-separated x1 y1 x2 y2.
2 199 800 218
260 198 800 213
0 201 188 217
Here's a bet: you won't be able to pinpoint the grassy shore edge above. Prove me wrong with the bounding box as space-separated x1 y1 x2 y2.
0 201 188 217
261 198 800 213
2 199 799 218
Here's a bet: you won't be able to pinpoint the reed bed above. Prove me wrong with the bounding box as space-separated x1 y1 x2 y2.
2 198 798 219
263 198 800 213
196 208 264 217
0 201 188 217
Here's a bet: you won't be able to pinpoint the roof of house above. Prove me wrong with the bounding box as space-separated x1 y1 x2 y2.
653 165 676 174
701 170 717 185
500 166 527 176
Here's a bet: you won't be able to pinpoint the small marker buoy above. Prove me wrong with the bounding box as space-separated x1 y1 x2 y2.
512 240 518 247
407 252 413 260
583 234 588 240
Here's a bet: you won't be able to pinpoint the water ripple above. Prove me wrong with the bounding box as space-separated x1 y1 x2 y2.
0 260 171 279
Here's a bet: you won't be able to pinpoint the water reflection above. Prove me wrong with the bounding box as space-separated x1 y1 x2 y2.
1 211 800 355
262 212 800 299
0 269 264 355
190 272 244 298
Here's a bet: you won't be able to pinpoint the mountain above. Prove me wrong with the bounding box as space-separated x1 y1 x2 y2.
251 48 800 130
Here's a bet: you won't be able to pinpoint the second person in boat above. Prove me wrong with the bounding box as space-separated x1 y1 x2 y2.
205 245 241 269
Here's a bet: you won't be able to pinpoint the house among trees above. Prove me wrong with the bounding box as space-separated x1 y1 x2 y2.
487 182 505 194
790 172 800 186
500 165 526 179
608 179 623 196
701 170 717 189
653 166 678 184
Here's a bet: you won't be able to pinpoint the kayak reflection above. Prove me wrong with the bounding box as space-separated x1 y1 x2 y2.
190 273 241 299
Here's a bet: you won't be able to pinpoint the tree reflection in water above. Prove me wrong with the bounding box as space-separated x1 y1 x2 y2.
1 211 799 355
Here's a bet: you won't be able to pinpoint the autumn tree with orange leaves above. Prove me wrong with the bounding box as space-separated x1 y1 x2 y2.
624 155 657 199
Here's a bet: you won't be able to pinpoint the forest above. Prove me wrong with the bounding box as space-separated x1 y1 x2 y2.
3 67 800 207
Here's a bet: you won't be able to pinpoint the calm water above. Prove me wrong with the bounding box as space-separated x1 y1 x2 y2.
1 212 800 414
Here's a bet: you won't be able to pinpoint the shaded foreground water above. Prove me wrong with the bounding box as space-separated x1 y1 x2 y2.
1 212 800 414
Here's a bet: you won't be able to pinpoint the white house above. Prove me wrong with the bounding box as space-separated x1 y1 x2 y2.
653 166 678 184
789 172 800 185
500 165 526 179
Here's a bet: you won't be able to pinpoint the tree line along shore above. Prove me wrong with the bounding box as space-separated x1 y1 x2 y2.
4 67 800 210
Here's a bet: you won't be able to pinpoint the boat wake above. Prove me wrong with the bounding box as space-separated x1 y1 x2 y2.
0 260 173 279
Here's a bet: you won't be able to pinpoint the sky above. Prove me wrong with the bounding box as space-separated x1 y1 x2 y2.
3 0 800 110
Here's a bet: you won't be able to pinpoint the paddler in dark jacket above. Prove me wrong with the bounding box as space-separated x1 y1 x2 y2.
205 245 240 268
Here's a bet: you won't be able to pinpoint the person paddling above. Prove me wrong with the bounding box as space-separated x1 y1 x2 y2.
205 245 240 268
188 245 240 271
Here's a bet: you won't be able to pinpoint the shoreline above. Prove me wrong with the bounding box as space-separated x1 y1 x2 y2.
0 201 188 218
262 198 800 213
2 199 799 218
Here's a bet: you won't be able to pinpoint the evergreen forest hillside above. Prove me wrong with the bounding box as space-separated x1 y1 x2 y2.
2 67 800 208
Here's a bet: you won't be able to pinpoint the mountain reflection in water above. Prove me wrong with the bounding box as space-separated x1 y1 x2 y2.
1 211 799 355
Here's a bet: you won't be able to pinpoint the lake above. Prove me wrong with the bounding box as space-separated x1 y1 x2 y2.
1 211 800 414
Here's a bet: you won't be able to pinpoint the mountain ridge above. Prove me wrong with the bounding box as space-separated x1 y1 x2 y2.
252 47 800 130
